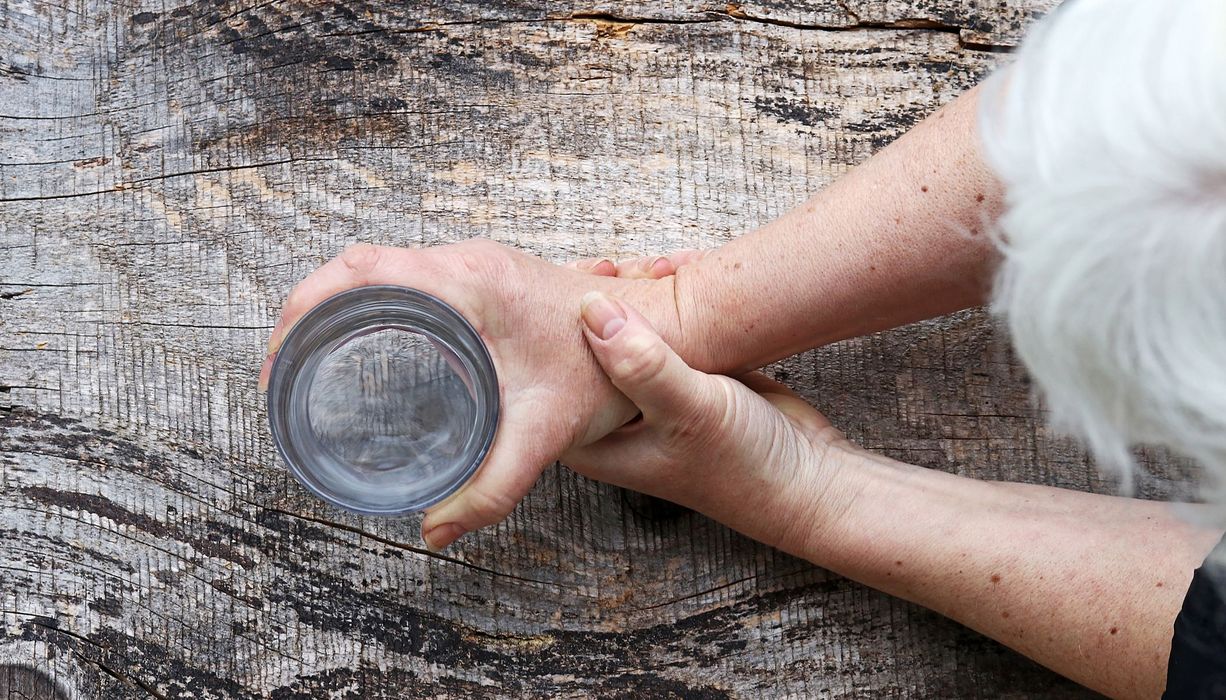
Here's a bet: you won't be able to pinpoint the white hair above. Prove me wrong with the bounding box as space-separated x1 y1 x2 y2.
980 0 1226 524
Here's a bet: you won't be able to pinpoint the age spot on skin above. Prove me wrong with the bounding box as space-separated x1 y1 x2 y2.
733 262 743 270
990 574 1001 584
1157 582 1164 587
921 185 929 193
976 193 986 203
894 560 903 566
1110 627 1119 635
1001 611 1010 619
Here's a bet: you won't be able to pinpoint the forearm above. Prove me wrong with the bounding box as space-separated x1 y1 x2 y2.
780 451 1222 699
675 85 1003 373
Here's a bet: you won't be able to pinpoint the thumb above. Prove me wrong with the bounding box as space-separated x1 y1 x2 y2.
419 424 551 553
579 291 714 420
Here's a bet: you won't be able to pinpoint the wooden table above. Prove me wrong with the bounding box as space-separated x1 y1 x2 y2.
5 1 1168 696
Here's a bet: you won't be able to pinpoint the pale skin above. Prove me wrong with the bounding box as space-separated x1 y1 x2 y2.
261 85 1224 699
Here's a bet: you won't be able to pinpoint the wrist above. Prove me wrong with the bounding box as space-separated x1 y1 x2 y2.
667 265 715 372
759 440 873 559
570 275 683 445
769 445 925 565
679 429 863 557
785 448 1006 582
617 274 701 370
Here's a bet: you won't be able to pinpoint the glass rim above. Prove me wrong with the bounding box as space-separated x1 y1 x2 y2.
267 285 499 515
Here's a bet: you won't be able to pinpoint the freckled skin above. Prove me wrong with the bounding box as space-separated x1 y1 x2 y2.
791 448 1221 700
579 85 1223 700
674 86 1003 374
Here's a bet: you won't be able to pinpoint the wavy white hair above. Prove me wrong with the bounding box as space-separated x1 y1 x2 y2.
981 0 1226 523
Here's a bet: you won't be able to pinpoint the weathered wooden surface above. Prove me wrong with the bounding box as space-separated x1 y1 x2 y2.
5 0 1188 697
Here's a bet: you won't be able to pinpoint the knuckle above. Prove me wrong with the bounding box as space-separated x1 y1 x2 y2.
452 238 515 279
456 237 499 253
805 423 851 454
283 281 309 313
338 243 383 279
612 333 668 385
463 483 514 528
664 380 730 446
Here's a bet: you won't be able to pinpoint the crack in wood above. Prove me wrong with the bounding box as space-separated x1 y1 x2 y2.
77 652 169 700
566 10 724 27
226 7 1014 52
631 566 819 611
264 507 572 589
14 616 168 699
0 282 102 288
117 320 275 330
0 111 109 121
0 64 90 82
0 156 339 203
717 5 1013 52
562 7 1014 52
376 8 1016 52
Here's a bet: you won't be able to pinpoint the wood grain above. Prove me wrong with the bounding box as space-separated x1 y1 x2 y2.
0 0 1165 697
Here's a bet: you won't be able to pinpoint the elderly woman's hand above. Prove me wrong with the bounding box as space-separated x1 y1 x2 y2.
562 292 853 553
260 240 686 550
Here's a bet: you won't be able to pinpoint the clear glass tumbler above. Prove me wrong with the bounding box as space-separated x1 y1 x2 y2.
266 286 499 515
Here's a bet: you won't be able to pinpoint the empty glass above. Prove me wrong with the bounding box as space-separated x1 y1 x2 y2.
266 286 499 515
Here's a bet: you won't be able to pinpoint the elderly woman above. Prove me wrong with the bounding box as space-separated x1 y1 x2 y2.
260 0 1225 696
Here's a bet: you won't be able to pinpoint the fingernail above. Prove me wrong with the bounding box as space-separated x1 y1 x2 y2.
423 523 467 552
580 291 627 340
267 319 284 353
592 259 616 275
258 354 274 392
648 257 671 276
